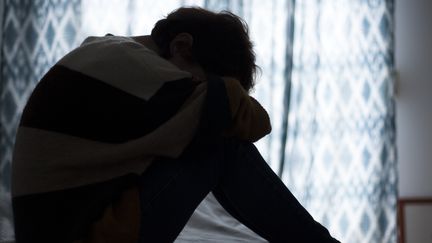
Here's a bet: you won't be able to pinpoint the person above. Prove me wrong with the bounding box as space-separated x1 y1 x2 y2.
11 7 339 243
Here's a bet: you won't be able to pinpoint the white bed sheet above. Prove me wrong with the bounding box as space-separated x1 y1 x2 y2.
175 192 268 242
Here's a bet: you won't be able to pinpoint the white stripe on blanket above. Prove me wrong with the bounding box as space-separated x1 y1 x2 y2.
58 35 191 100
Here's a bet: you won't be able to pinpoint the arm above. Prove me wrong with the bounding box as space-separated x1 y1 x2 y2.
222 77 272 142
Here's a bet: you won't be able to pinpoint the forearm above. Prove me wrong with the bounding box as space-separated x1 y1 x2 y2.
222 77 272 142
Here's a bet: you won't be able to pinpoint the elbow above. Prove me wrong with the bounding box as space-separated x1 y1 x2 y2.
250 120 272 142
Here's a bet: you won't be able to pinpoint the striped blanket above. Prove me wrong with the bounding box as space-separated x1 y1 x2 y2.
11 35 271 242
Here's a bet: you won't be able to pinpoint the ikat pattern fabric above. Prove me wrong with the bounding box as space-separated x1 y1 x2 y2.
0 1 396 242
0 0 81 241
283 1 397 242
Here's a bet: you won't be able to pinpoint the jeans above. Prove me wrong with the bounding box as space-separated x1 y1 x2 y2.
137 138 340 243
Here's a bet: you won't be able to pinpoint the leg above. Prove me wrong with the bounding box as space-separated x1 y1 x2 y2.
212 139 340 243
137 141 224 243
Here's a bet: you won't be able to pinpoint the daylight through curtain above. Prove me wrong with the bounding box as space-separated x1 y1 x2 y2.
283 1 397 242
0 1 396 243
0 1 81 241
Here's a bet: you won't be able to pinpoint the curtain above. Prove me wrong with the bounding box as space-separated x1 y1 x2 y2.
0 0 81 241
0 1 396 243
201 0 293 173
283 1 397 242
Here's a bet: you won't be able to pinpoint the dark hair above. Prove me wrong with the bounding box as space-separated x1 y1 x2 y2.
151 7 257 91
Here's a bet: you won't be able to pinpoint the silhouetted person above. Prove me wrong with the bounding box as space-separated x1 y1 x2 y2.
12 7 339 243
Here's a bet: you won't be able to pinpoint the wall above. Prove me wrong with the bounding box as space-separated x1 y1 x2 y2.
395 0 432 198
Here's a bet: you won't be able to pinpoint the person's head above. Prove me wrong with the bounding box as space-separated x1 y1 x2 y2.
151 7 257 91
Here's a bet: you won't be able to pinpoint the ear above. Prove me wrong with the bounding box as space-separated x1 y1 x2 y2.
169 33 193 60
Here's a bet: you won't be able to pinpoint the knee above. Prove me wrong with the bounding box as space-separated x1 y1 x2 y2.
222 138 262 164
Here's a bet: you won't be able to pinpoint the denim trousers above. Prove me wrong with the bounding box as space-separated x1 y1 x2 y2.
137 138 340 243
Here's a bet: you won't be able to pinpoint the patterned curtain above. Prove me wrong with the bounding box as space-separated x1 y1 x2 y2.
283 1 397 242
80 0 182 37
0 0 81 241
0 1 396 242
